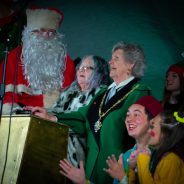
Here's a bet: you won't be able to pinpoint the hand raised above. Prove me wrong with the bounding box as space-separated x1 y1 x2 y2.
59 159 87 184
103 154 125 181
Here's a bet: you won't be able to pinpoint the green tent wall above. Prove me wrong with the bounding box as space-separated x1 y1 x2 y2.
28 0 184 99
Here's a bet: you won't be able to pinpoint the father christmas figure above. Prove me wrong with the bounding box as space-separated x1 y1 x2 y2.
0 7 76 114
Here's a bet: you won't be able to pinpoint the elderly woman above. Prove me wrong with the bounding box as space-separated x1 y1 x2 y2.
49 55 110 168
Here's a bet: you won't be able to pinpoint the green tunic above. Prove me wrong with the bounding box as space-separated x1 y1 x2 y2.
56 81 151 184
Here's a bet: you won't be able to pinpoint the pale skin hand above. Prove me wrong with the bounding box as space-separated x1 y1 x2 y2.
128 151 138 170
104 154 125 181
59 159 87 184
24 106 56 121
128 147 151 170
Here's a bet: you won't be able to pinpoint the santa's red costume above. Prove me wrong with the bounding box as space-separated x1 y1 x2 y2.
0 7 76 114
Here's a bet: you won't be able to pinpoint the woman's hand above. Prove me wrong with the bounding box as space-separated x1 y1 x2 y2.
23 106 56 121
59 159 87 184
104 154 125 181
128 151 138 170
128 146 151 170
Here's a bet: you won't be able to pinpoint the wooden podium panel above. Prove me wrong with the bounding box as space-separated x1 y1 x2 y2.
0 115 69 184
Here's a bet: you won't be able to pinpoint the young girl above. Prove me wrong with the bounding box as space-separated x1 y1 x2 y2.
128 109 184 184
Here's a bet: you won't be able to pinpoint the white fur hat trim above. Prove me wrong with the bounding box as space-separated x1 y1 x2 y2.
26 9 62 30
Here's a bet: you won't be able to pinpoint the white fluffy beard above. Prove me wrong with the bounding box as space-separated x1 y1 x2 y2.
21 27 66 93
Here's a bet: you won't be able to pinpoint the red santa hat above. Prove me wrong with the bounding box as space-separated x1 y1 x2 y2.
167 64 184 78
26 7 64 30
134 95 163 117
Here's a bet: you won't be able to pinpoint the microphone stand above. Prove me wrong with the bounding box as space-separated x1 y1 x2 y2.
0 39 9 122
0 0 30 120
0 2 30 183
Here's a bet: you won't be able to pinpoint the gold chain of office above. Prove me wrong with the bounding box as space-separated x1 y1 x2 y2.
94 84 140 132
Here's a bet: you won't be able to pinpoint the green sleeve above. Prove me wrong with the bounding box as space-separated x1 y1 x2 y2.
55 88 107 134
56 110 85 134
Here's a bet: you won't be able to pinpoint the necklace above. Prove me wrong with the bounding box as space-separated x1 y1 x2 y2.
94 84 140 133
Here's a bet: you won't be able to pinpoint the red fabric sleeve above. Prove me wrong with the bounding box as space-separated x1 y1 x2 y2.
0 46 44 111
62 55 76 88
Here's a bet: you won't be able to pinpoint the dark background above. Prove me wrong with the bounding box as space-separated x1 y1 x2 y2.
8 0 184 99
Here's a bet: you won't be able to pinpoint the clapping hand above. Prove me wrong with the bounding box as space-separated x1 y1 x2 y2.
128 146 151 170
128 150 138 170
104 154 125 181
59 159 87 184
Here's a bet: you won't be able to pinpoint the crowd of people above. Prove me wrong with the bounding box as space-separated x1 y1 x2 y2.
0 2 184 184
30 41 151 184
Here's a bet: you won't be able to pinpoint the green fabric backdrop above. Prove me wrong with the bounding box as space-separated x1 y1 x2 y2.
30 0 184 99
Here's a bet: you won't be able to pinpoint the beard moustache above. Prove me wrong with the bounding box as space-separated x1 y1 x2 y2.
21 27 66 93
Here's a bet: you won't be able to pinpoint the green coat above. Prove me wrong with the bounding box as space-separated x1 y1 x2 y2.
57 81 150 184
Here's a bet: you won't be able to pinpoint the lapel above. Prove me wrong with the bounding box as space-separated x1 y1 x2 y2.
103 78 138 111
87 78 138 146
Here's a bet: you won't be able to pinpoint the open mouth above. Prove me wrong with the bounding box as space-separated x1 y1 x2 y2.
127 124 137 131
79 74 85 77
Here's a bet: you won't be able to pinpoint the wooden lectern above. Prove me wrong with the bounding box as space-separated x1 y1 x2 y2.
0 115 69 184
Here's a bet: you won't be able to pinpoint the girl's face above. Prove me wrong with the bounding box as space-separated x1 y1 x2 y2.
148 114 162 146
125 104 150 140
166 71 180 92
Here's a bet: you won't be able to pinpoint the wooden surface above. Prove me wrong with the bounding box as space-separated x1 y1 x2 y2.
0 115 69 184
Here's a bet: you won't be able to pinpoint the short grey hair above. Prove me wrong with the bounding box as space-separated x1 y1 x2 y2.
112 42 146 78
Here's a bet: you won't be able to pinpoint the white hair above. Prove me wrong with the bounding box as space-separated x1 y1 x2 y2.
21 27 66 93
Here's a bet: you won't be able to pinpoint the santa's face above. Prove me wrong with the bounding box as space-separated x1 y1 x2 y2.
21 27 66 93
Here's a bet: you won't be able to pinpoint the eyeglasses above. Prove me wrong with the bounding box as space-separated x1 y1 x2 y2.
31 28 57 38
78 66 94 72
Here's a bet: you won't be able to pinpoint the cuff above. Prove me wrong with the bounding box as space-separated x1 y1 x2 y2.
119 175 128 184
